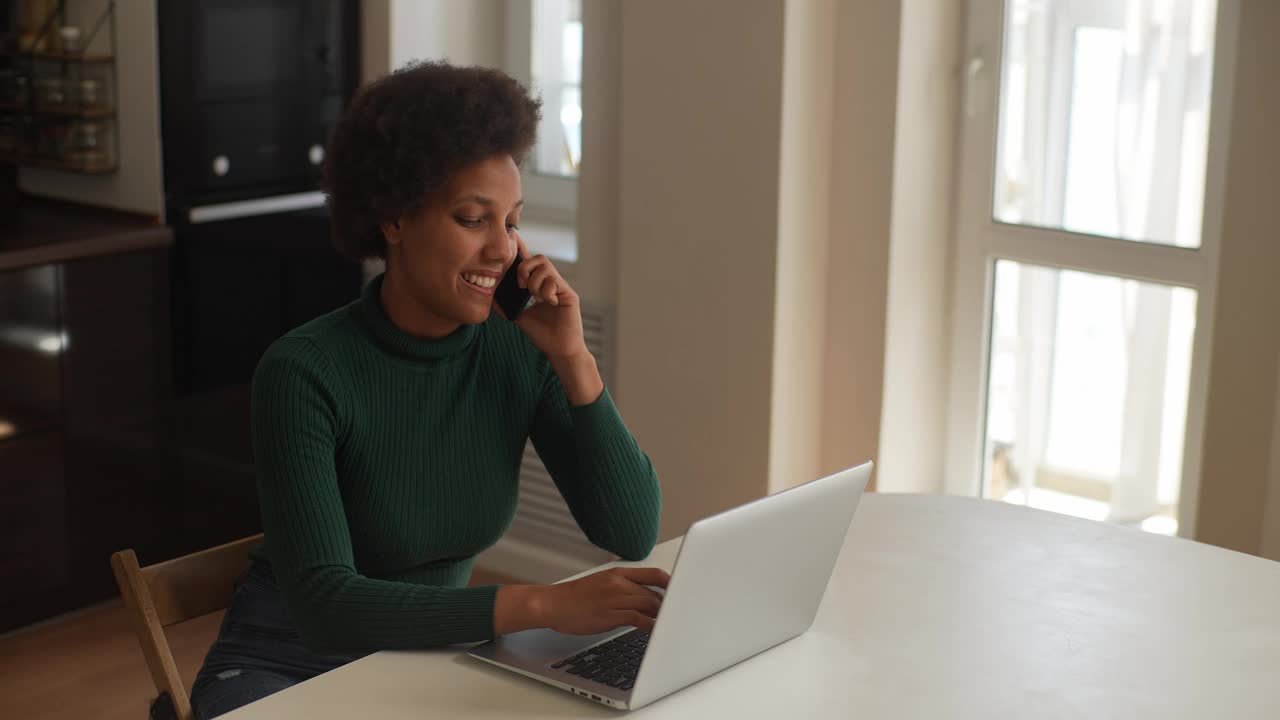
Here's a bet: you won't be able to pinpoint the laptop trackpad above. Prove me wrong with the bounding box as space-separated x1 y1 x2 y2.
474 627 623 665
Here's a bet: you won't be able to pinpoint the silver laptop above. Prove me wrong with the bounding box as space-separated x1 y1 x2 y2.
467 461 873 710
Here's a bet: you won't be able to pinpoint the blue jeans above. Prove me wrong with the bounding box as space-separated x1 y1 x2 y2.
190 561 366 719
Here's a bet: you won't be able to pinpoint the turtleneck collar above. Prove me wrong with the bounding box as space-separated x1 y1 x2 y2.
356 273 479 362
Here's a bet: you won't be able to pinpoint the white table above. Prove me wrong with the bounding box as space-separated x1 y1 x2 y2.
225 494 1280 718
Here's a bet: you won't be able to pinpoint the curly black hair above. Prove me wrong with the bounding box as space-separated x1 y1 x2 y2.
322 61 542 260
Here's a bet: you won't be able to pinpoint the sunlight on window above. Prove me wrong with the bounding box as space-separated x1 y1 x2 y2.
994 0 1217 248
1062 27 1124 238
531 0 582 178
985 260 1196 536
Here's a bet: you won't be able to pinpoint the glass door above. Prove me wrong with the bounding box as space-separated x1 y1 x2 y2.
946 0 1236 536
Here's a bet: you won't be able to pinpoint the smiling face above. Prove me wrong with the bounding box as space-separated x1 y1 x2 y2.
380 154 523 338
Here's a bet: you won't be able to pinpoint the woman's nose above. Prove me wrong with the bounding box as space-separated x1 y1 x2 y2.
483 227 512 263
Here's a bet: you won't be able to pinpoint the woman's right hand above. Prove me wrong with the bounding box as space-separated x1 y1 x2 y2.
538 567 670 635
495 567 670 636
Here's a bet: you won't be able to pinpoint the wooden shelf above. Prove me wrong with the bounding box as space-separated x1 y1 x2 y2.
0 1 118 176
0 50 114 64
24 157 115 174
0 154 116 174
0 103 115 119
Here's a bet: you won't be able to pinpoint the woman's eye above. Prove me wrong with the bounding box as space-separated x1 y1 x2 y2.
456 217 483 228
506 223 519 233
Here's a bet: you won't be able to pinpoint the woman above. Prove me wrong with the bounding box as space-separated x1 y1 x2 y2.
190 61 665 719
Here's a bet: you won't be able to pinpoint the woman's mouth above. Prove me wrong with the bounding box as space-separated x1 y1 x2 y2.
462 272 498 295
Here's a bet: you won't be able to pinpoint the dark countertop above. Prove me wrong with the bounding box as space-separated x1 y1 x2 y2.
0 197 173 272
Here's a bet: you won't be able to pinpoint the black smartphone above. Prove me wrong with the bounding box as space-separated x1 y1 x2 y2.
494 254 533 320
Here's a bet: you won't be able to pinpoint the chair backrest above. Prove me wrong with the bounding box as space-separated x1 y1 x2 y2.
110 534 263 720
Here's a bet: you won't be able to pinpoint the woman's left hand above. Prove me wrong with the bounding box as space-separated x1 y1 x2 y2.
502 234 588 361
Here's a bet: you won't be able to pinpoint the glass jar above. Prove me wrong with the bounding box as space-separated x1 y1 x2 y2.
77 79 102 109
12 76 31 106
58 26 82 55
38 77 65 109
66 122 106 169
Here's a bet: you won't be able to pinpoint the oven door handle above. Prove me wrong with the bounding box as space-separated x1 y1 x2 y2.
187 191 327 224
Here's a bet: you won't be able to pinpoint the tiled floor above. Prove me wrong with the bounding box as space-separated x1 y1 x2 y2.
0 566 521 720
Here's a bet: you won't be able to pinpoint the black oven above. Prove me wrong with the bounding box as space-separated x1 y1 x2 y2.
158 0 357 205
158 0 362 397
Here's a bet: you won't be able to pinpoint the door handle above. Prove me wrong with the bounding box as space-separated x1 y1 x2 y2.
966 52 987 118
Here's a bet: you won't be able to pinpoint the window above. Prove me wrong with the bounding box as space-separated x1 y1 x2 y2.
530 0 582 178
505 0 581 262
948 0 1230 536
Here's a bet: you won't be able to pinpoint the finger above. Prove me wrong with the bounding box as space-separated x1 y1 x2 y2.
518 255 548 285
612 567 671 589
524 264 549 292
527 267 559 302
615 576 665 603
614 593 662 618
631 584 665 604
514 256 536 288
538 270 565 306
549 283 577 308
612 610 655 632
543 278 560 306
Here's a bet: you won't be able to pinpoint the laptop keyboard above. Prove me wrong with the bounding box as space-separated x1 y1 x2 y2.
549 628 650 691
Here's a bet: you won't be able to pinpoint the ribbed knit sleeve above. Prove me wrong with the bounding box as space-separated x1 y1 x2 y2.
252 338 499 654
529 369 662 561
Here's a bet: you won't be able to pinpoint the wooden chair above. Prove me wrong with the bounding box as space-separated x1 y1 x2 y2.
110 534 263 720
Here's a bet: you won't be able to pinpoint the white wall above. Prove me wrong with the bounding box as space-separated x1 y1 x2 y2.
817 1 902 483
768 0 836 493
18 0 164 217
876 0 963 494
361 0 504 79
1195 0 1280 557
616 0 787 540
616 0 902 534
570 0 621 319
1262 356 1280 560
360 0 392 84
390 0 503 70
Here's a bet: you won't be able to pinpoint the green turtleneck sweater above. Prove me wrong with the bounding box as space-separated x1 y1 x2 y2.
250 275 661 654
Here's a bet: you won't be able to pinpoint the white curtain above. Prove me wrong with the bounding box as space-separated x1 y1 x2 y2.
1113 0 1216 248
1108 0 1214 521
